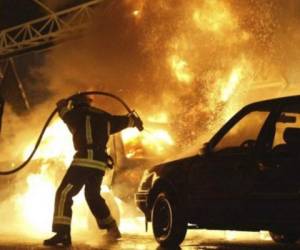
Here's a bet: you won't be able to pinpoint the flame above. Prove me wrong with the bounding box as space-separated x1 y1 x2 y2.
15 119 76 234
115 197 146 233
23 119 75 165
12 110 175 237
170 55 194 84
121 126 174 158
5 0 288 242
193 0 237 33
147 112 169 123
121 111 174 157
220 67 243 102
16 166 56 234
16 166 116 236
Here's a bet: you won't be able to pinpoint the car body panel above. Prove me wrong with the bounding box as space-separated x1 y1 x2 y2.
136 95 300 232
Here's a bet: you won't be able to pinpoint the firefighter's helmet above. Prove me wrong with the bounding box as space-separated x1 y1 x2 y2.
71 93 92 106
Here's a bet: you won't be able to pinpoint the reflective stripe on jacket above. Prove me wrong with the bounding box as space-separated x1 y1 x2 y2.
58 104 133 170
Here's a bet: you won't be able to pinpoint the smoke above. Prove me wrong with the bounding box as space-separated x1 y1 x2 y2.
36 0 300 146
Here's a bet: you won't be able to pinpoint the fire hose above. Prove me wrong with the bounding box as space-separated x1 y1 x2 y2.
0 91 141 176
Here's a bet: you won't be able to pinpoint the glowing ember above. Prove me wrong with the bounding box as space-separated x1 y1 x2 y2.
132 10 141 17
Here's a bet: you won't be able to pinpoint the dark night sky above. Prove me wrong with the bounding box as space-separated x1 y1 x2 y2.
0 0 96 112
0 0 92 30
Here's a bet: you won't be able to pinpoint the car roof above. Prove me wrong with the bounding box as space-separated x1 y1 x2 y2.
208 95 300 148
244 95 300 112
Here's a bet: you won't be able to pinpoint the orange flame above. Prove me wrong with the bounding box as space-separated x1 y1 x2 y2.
170 55 194 84
193 0 237 34
15 111 174 236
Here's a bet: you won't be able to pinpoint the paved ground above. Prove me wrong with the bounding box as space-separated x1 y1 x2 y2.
1 231 300 250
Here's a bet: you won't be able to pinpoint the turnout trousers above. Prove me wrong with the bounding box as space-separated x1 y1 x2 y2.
52 165 115 233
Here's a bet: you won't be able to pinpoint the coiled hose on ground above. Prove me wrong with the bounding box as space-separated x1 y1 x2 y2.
0 91 132 175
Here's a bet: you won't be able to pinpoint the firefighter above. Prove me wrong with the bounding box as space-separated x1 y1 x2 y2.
44 94 143 246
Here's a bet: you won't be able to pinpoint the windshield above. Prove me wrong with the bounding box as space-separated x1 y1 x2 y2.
214 111 269 151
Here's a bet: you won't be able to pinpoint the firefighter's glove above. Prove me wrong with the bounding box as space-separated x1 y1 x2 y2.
129 111 144 131
56 99 68 109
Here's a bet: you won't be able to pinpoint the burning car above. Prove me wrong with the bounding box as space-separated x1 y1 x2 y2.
136 95 300 247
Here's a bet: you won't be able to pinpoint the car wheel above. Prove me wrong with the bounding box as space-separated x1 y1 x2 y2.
270 231 299 244
151 192 187 247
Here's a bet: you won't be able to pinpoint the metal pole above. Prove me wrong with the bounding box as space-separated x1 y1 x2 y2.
9 58 30 110
32 0 54 14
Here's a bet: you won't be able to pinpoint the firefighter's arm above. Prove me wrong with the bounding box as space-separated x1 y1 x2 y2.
109 112 143 134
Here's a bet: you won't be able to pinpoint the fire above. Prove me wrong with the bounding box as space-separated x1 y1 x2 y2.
121 127 174 158
14 119 75 235
23 119 75 166
16 166 117 236
192 0 237 33
170 55 194 84
121 112 174 158
220 67 242 102
147 112 169 123
3 0 289 243
11 110 175 237
16 166 56 234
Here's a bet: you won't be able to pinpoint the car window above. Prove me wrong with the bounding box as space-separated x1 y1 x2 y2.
214 111 269 151
273 112 300 148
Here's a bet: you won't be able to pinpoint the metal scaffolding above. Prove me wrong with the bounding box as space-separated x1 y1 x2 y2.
0 0 104 59
0 0 105 115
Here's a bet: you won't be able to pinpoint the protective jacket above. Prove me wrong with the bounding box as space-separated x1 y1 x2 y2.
58 103 134 172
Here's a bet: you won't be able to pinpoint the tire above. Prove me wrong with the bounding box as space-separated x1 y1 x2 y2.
151 192 187 247
270 231 299 244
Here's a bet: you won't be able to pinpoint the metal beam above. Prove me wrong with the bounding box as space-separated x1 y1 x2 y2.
0 0 104 59
32 0 55 14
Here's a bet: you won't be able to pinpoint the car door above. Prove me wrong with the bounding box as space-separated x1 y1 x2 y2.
188 109 270 227
248 107 300 225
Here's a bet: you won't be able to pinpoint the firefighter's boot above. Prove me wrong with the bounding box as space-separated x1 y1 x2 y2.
106 222 121 241
43 232 71 246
